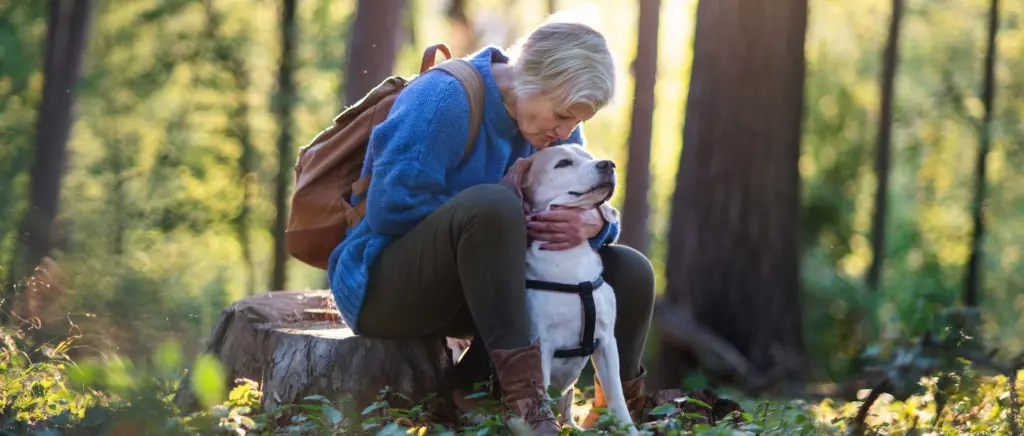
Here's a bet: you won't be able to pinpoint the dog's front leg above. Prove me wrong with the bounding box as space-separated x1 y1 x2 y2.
556 386 582 429
592 341 638 435
539 340 554 390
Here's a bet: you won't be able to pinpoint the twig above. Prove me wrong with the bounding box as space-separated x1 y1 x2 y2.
852 378 892 436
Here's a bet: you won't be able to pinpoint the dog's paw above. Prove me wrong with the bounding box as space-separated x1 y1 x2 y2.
564 419 583 432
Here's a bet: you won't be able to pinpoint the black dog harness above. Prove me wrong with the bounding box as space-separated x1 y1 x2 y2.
526 275 604 358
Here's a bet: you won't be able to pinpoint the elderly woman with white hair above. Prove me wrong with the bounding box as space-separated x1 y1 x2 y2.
327 18 655 434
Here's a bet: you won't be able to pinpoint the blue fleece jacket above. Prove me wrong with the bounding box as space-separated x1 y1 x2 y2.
327 46 620 332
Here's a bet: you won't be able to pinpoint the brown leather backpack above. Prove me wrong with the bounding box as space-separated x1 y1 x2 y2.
286 43 486 270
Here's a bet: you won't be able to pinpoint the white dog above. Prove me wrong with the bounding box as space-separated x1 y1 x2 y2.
500 144 638 435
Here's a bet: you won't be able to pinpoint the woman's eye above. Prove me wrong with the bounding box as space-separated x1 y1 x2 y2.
556 112 570 120
554 159 573 168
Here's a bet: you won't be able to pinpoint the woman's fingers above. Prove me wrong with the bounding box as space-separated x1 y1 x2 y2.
528 228 571 242
526 220 568 233
539 241 574 251
530 209 580 223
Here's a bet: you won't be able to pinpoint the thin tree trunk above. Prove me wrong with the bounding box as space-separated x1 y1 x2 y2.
446 0 476 57
866 0 904 292
343 0 407 107
963 0 1000 308
110 138 126 257
272 0 297 292
10 0 92 286
230 65 256 296
659 0 808 389
548 0 557 14
618 0 661 255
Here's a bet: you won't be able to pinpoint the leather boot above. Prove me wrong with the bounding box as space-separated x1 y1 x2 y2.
581 365 648 428
490 340 561 435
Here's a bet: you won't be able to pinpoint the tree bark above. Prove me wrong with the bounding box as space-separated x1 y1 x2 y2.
173 291 454 421
9 0 92 288
866 0 904 293
272 0 297 292
343 0 407 107
658 0 808 389
963 0 1000 309
618 0 660 255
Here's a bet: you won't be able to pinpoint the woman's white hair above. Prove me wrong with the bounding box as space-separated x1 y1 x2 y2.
506 16 616 113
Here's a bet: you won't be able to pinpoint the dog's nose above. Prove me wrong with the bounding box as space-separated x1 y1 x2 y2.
596 160 615 171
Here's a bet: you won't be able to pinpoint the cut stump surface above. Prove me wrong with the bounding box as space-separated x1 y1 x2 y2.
173 290 454 416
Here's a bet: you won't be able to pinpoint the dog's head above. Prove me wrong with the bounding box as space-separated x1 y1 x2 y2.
500 144 619 222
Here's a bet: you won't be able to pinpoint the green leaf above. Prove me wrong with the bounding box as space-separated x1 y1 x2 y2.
154 338 183 379
685 398 713 409
322 404 344 425
649 403 677 417
361 401 387 416
67 361 102 388
190 354 227 409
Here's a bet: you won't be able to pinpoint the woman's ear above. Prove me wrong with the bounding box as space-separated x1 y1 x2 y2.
500 157 533 203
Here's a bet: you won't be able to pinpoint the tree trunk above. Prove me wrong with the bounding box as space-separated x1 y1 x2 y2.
173 290 454 422
110 137 126 257
963 0 1000 309
447 0 476 57
866 0 904 293
272 0 297 292
343 0 407 107
548 0 557 15
658 0 808 389
618 0 660 255
9 0 92 287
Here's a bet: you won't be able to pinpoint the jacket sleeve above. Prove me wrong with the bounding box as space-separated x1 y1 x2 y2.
553 125 621 250
362 75 471 238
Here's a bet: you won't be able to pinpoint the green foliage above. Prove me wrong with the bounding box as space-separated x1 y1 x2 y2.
6 323 1024 436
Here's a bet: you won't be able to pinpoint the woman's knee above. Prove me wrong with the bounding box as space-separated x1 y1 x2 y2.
601 245 656 311
454 184 526 236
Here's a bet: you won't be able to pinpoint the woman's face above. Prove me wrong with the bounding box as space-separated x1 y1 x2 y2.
514 93 596 149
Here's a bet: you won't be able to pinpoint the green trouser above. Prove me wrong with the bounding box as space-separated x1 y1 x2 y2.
356 183 656 381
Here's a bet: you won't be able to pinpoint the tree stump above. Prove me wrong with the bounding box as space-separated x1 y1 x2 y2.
173 290 455 418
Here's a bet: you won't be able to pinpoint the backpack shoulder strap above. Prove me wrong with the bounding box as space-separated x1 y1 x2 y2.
433 59 486 161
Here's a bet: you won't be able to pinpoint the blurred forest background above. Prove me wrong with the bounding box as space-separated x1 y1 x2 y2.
1 0 1023 394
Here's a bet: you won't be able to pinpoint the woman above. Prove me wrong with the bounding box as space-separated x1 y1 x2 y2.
328 17 655 433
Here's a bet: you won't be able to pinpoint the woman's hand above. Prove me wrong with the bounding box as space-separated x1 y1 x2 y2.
526 205 605 250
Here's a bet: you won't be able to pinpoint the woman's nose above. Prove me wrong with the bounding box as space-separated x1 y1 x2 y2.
554 121 575 140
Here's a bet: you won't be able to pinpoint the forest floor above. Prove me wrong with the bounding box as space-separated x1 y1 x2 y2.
3 324 1023 435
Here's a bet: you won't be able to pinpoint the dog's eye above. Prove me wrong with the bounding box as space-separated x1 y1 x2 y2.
554 159 573 169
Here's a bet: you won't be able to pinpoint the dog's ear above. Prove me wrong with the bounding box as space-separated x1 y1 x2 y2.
500 158 533 203
597 203 619 225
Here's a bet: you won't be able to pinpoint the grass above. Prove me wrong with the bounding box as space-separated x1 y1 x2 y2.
3 323 1024 436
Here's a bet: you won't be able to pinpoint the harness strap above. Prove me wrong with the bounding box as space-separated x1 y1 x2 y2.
526 276 604 358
